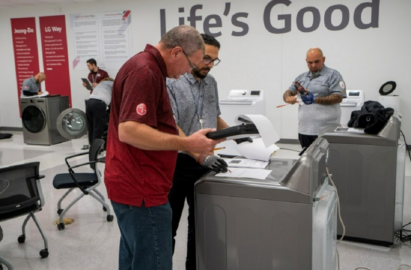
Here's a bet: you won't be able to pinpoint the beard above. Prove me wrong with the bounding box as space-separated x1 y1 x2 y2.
192 67 210 79
310 71 320 78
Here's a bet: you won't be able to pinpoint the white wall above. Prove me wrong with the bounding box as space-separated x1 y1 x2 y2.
1 0 410 143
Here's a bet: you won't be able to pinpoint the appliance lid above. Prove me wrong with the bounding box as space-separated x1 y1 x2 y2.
219 100 253 105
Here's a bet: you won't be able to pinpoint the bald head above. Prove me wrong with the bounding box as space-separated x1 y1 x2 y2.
34 72 46 83
306 48 325 73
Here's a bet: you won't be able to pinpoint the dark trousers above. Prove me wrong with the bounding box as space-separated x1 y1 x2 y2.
86 99 108 145
298 133 318 149
168 153 209 270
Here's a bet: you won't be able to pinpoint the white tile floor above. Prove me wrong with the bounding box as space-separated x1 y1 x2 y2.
0 131 411 270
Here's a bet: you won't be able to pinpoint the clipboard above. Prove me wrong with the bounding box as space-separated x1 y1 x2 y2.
81 78 93 91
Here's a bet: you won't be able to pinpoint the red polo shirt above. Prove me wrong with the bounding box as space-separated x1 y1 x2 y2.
104 44 178 207
88 68 109 84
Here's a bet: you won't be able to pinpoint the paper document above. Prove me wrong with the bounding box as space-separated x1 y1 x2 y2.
223 158 268 169
235 114 280 147
21 91 49 98
215 168 272 180
236 138 279 161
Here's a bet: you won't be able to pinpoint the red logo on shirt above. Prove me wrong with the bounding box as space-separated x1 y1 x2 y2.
136 103 147 116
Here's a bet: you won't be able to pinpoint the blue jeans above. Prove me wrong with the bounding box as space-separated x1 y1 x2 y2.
111 200 172 270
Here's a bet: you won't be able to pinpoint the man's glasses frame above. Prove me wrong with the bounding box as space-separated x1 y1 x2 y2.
182 50 196 69
203 56 221 66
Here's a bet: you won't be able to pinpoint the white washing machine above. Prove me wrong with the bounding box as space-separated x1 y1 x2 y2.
219 89 265 126
21 96 70 145
218 90 265 156
340 90 364 126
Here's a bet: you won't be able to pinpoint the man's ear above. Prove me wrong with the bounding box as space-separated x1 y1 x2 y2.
170 46 182 60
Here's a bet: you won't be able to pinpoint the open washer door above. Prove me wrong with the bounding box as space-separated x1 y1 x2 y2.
57 108 88 139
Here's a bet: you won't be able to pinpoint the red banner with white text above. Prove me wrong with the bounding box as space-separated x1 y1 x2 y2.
11 17 40 100
39 15 72 106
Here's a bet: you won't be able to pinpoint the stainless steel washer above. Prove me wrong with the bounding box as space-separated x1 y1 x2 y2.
20 96 70 145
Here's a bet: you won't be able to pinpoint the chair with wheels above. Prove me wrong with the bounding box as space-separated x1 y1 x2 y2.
0 162 49 270
53 138 113 230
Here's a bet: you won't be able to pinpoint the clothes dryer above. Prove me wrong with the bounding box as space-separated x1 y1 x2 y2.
21 96 70 145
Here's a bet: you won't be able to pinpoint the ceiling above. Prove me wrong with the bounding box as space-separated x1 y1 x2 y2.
0 0 104 8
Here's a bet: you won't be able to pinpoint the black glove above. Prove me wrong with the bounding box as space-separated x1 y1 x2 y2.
234 137 253 144
202 155 228 173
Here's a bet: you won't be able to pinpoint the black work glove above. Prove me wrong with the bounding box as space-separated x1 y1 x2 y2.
234 137 253 144
202 155 228 173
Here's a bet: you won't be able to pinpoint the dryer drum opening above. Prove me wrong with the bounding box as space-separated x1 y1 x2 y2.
22 105 46 133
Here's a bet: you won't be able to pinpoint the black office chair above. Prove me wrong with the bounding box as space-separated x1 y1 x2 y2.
0 162 49 270
53 138 113 230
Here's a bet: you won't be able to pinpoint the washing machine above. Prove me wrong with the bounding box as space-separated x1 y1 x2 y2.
219 89 265 126
217 90 265 156
21 96 70 145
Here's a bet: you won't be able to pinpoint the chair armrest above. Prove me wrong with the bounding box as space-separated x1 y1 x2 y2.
65 151 89 168
69 160 100 170
68 168 89 195
38 175 45 180
68 160 103 195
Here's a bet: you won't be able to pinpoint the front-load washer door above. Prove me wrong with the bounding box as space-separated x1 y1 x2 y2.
22 105 46 133
57 108 88 139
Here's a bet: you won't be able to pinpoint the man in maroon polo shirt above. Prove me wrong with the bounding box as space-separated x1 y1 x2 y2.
83 58 109 90
104 25 224 270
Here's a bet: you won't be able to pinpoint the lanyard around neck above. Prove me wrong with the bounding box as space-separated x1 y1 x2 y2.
186 76 204 120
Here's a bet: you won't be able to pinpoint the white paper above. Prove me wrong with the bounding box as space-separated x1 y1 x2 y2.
21 91 49 98
223 158 268 169
235 138 279 161
215 168 272 180
234 114 280 147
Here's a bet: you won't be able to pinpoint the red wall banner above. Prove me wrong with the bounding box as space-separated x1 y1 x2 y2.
39 15 72 106
11 17 40 100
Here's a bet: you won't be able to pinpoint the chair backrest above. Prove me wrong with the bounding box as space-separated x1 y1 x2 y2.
89 138 105 171
0 162 41 218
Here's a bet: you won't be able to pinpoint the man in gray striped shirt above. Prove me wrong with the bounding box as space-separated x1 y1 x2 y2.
283 48 346 148
166 34 228 270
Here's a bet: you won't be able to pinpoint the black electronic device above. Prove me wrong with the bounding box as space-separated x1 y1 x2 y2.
294 81 309 96
206 123 259 140
81 78 93 91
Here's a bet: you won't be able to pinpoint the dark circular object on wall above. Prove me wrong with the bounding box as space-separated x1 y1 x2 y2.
379 81 396 95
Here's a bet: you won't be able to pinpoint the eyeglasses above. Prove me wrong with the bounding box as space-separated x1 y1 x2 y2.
203 56 221 66
182 50 196 69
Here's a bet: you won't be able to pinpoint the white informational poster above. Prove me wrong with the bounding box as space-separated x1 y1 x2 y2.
70 10 132 71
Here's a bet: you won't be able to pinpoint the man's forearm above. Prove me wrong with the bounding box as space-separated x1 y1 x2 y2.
315 94 343 105
217 116 229 130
